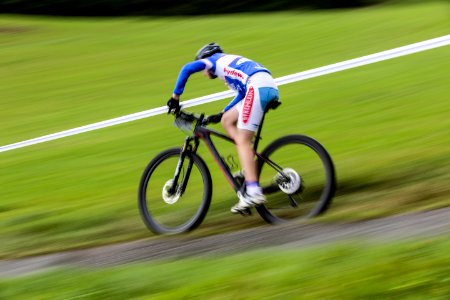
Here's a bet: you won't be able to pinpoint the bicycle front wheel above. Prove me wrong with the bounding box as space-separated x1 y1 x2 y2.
256 135 336 224
138 148 212 234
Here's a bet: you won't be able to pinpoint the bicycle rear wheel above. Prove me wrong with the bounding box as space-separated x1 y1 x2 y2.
256 135 336 224
138 148 212 234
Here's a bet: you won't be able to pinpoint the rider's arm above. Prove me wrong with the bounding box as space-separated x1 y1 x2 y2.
173 60 207 96
223 93 244 112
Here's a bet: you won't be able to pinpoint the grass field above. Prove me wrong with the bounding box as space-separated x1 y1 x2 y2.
1 237 449 299
1 0 449 260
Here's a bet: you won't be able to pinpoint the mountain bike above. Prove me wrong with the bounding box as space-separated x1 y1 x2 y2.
138 103 336 234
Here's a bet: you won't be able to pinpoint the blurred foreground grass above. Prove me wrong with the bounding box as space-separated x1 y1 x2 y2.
0 1 449 258
1 236 449 299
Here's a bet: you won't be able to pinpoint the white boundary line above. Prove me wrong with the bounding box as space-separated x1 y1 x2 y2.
1 35 449 153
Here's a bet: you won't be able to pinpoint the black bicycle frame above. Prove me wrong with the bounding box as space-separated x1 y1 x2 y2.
196 126 241 191
172 109 286 196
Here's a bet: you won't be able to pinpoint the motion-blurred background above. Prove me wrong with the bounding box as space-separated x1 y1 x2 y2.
1 0 449 298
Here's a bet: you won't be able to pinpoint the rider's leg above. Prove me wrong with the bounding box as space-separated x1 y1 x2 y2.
221 108 239 141
222 107 265 213
234 128 258 183
222 109 258 183
224 74 279 213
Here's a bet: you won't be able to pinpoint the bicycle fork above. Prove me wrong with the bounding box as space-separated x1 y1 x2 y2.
169 137 199 196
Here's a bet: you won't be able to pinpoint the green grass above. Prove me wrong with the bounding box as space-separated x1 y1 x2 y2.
1 1 450 258
1 236 449 299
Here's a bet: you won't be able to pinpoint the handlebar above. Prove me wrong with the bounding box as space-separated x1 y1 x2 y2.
172 109 208 133
177 110 206 124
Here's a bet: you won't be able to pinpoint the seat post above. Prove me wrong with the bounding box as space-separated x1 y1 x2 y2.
253 106 270 152
253 101 281 151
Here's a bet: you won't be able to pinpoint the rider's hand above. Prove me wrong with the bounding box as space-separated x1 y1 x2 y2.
167 97 180 114
206 112 223 124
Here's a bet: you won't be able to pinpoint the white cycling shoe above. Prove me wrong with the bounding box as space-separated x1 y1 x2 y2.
231 191 266 214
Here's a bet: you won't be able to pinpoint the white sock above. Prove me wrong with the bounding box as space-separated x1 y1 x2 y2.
246 181 262 196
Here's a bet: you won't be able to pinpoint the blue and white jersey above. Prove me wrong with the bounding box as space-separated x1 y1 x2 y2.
202 54 270 95
173 53 272 112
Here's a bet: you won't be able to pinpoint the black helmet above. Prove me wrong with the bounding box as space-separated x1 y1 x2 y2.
195 42 223 60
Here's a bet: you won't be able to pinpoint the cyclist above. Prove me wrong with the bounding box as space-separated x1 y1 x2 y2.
167 42 280 214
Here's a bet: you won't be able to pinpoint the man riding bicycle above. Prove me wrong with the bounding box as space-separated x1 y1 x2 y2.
167 43 280 214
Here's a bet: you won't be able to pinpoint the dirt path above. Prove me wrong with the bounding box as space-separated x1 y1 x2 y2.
1 207 449 278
